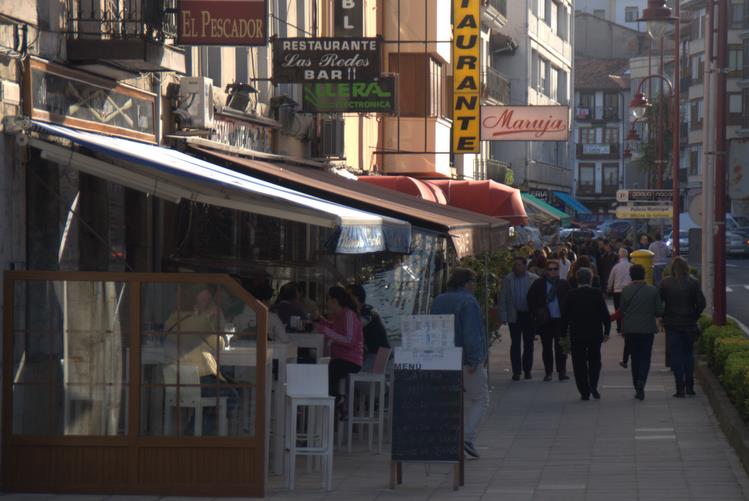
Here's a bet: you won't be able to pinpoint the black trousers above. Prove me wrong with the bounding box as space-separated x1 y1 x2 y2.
328 358 361 397
539 318 567 375
612 292 623 333
571 335 603 397
509 311 534 375
628 333 655 388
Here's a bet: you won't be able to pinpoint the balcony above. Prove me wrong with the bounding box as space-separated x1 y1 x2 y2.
481 67 511 104
527 162 570 189
473 158 513 184
66 0 185 80
576 143 620 158
481 0 507 30
574 106 619 122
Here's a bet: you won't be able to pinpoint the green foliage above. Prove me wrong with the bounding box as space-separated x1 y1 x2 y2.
719 352 749 409
632 94 673 188
703 324 744 362
698 314 714 334
701 322 749 421
713 337 749 373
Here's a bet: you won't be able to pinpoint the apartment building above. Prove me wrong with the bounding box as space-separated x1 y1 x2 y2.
576 0 651 30
492 0 574 203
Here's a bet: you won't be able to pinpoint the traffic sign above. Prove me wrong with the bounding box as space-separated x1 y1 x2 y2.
615 206 673 219
616 189 673 203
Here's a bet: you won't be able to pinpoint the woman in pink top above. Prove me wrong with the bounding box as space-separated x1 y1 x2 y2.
315 286 364 403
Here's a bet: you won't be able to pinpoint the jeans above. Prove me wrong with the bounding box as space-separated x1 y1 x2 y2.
571 335 603 397
628 333 655 388
653 264 666 286
666 326 696 387
509 311 534 375
198 374 239 435
328 358 361 397
539 318 567 375
463 365 489 443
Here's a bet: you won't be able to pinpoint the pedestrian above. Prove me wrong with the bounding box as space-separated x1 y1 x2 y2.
566 255 601 289
649 233 670 286
598 241 619 295
637 233 651 250
348 284 390 371
563 267 611 400
498 256 539 380
659 256 706 397
620 264 664 400
431 267 488 460
558 247 572 280
608 248 633 366
528 259 571 382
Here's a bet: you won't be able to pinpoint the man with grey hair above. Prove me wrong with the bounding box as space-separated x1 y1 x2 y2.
608 247 633 367
563 267 612 400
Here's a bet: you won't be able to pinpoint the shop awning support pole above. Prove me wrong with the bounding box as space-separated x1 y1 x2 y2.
484 253 490 383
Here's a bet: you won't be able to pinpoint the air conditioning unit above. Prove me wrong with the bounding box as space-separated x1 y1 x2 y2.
178 76 215 129
320 115 345 158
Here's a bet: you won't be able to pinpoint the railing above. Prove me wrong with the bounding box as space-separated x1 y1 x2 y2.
474 158 513 183
481 67 511 104
66 0 178 42
483 0 507 17
576 143 620 157
527 162 571 188
575 106 619 121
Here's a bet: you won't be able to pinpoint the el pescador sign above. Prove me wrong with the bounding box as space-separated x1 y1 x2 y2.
178 0 267 46
302 77 396 113
272 37 381 83
481 105 569 141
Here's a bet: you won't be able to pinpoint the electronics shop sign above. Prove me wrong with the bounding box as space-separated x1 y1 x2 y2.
272 37 381 83
303 77 396 113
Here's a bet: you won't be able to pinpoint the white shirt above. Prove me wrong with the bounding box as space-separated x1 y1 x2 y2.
558 258 572 281
608 258 633 293
233 306 290 343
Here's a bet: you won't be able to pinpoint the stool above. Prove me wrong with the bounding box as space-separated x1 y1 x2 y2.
285 364 334 490
342 347 391 453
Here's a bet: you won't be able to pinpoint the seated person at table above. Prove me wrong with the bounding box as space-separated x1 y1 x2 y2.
164 285 237 435
348 284 390 370
315 286 363 413
233 280 289 343
271 282 308 331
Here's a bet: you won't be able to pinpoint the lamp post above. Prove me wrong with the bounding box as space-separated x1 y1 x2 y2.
715 0 728 325
629 75 673 190
637 0 680 255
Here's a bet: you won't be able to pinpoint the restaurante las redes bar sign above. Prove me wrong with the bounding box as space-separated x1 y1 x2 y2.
272 37 381 83
302 77 396 113
481 105 569 141
452 0 481 154
178 0 267 45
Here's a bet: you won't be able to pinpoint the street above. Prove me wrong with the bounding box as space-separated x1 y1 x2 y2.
726 258 749 328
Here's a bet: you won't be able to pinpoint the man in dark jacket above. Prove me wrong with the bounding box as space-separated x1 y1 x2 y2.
659 256 706 397
562 268 612 400
527 259 571 381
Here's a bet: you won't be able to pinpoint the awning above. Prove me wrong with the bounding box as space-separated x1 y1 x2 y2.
357 176 447 204
553 191 593 215
189 144 509 258
521 193 572 227
29 121 412 254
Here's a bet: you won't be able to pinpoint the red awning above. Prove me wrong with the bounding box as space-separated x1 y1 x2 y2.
359 176 528 226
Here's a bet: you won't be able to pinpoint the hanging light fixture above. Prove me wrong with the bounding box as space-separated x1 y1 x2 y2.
629 93 649 120
623 146 633 159
637 0 677 40
626 125 641 142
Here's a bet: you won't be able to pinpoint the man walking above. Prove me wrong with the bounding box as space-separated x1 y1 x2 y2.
528 259 571 382
608 248 632 367
498 257 539 380
431 268 488 459
563 268 612 400
649 233 670 286
660 256 706 397
621 264 663 400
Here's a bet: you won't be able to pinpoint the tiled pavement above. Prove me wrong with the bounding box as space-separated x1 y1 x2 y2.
3 325 749 500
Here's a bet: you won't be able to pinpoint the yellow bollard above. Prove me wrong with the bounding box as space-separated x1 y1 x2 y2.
630 249 655 285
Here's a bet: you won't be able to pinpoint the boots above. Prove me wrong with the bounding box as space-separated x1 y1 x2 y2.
686 382 696 396
635 380 645 401
673 383 685 398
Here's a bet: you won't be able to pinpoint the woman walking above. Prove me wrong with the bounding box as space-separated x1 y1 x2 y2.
659 257 706 397
620 265 663 400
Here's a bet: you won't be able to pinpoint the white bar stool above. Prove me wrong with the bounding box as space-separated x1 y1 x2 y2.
284 364 335 490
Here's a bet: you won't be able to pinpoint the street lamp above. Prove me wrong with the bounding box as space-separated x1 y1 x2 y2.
638 0 678 40
629 93 649 120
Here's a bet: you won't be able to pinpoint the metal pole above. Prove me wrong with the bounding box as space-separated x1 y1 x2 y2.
702 0 715 316
672 1 681 256
658 37 664 189
714 0 728 325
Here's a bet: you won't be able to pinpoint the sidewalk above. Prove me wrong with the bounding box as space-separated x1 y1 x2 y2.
3 330 749 501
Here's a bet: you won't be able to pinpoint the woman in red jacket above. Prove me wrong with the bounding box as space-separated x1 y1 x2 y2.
315 286 364 406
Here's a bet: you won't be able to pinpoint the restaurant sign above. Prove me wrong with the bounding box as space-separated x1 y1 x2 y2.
178 0 267 45
272 37 381 83
452 0 480 154
24 57 156 143
302 77 396 113
334 0 363 37
481 105 569 141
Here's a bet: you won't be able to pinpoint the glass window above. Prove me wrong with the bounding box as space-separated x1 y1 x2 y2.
730 93 743 114
429 57 443 118
731 0 744 28
579 164 596 192
729 46 743 75
625 6 639 22
538 0 546 21
603 164 619 190
557 4 568 40
579 128 596 144
557 69 568 104
603 127 618 144
12 280 129 436
549 0 558 29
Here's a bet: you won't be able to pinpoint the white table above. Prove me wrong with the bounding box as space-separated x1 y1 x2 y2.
288 333 326 362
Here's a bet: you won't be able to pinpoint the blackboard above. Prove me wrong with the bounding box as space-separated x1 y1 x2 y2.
391 369 462 462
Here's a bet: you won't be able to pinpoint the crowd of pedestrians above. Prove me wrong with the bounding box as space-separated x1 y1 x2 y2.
497 236 707 403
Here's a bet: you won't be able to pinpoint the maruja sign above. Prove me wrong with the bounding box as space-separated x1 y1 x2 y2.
480 106 569 141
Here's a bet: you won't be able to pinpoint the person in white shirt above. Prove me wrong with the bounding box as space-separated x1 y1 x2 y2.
233 282 289 343
608 248 633 367
648 233 670 286
557 247 572 281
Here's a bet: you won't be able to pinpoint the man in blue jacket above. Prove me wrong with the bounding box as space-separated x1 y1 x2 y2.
431 267 488 460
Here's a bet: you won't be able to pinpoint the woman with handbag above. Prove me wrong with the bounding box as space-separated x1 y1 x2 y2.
527 259 571 382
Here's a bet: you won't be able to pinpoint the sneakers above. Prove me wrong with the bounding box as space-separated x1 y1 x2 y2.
464 441 480 459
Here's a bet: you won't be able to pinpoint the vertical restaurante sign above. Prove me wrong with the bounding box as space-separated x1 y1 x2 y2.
452 0 480 154
481 105 569 141
334 0 363 37
272 37 381 82
178 0 268 45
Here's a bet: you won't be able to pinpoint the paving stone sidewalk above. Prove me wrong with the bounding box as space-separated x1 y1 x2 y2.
3 325 749 501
